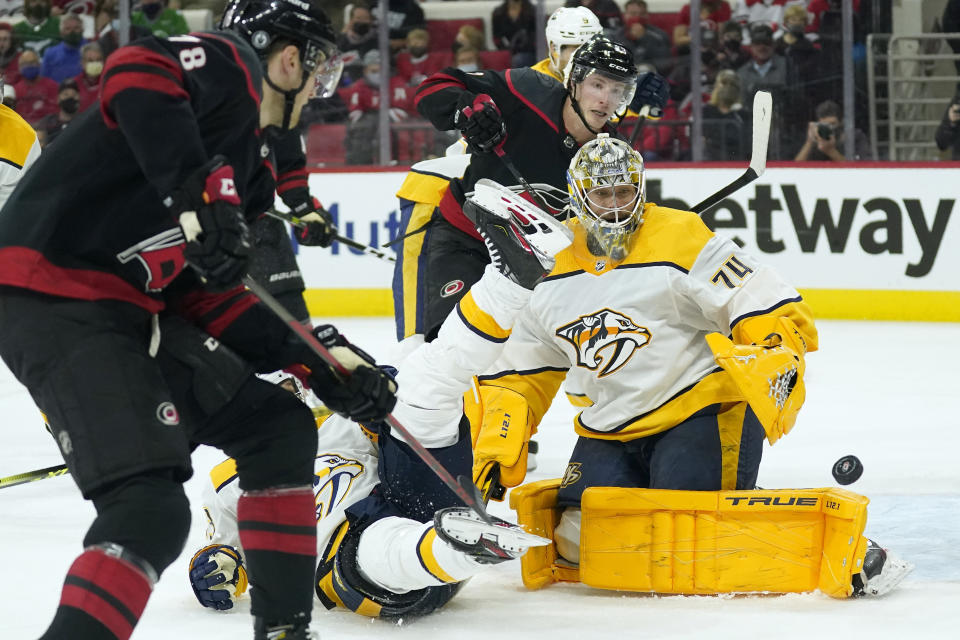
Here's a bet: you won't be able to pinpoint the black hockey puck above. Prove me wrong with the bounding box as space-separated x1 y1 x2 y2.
832 455 863 485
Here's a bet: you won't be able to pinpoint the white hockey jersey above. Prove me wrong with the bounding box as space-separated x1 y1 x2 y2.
0 104 41 211
479 205 817 441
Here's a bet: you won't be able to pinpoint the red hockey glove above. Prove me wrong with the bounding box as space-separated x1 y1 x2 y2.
454 93 506 154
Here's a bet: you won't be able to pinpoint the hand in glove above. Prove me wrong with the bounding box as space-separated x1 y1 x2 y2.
188 544 249 611
305 324 397 423
453 93 506 153
630 71 670 119
171 156 251 292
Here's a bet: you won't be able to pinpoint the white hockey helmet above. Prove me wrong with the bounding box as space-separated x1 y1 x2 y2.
257 370 307 402
545 6 602 73
567 134 646 265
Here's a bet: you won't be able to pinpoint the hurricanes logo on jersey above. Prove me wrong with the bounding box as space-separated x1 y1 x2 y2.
313 454 364 520
556 308 651 377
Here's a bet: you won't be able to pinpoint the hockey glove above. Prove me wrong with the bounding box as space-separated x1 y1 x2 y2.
630 71 670 119
171 156 251 292
188 544 249 611
305 324 397 423
284 194 337 248
454 93 506 154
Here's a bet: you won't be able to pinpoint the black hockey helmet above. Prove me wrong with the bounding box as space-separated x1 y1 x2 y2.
564 34 638 121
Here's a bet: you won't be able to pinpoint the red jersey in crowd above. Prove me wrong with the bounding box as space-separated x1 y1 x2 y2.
341 77 413 114
12 75 58 124
395 50 452 87
74 71 101 112
680 0 732 31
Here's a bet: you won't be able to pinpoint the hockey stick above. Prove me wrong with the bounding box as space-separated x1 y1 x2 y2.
264 208 397 263
0 463 69 490
691 90 772 215
241 274 494 524
493 147 553 213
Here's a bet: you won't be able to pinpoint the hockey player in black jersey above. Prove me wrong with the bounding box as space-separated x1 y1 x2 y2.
395 35 646 342
0 2 396 640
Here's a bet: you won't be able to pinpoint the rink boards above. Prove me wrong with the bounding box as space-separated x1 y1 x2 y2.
286 164 960 321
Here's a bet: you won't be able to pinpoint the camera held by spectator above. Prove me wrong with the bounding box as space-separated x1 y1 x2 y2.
934 95 960 160
794 99 874 162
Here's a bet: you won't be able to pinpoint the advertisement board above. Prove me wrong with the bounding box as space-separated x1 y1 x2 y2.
291 165 960 321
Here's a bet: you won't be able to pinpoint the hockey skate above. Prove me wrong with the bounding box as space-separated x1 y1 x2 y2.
464 179 573 289
254 614 318 640
434 506 551 564
852 539 914 597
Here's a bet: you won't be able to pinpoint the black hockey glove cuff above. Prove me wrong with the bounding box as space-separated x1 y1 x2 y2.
171 156 251 292
630 71 670 119
305 324 398 423
453 93 506 154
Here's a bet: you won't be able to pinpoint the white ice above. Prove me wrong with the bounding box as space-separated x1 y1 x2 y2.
2 318 958 639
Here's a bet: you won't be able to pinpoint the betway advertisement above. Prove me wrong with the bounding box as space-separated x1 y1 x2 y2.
288 166 959 320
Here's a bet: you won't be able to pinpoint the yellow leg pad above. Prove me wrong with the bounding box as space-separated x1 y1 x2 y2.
509 479 580 589
579 487 870 598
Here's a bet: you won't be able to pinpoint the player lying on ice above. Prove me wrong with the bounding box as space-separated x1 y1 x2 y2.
468 135 912 599
188 181 572 619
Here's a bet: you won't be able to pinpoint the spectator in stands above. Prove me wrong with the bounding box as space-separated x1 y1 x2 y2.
702 68 749 160
492 0 536 67
564 0 622 34
716 20 749 70
453 23 485 54
12 48 57 122
731 0 790 41
14 0 60 55
794 99 873 161
73 40 100 111
615 0 671 74
93 0 151 57
934 95 960 160
132 0 188 38
397 27 450 87
674 0 731 50
2 81 15 109
775 3 821 131
37 74 77 144
342 48 412 164
40 12 84 82
775 4 819 53
0 22 22 84
735 24 788 104
51 0 94 15
337 2 377 83
943 0 960 81
370 0 425 52
454 45 482 73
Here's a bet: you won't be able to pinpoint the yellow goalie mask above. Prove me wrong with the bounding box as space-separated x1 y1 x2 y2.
567 134 645 265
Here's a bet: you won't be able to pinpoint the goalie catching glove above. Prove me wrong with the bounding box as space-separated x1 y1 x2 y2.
303 324 398 423
188 544 249 611
706 316 808 444
170 155 251 292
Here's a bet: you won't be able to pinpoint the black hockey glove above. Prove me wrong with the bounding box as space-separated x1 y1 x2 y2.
297 206 336 247
170 156 251 292
454 93 506 154
305 324 397 423
630 71 670 119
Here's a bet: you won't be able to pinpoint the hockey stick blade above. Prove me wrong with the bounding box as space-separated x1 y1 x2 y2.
264 208 396 263
691 90 772 215
241 275 494 524
0 463 69 490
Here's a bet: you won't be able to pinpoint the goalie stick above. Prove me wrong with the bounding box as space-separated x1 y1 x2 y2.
0 463 69 490
691 90 772 215
264 208 397 263
241 274 495 524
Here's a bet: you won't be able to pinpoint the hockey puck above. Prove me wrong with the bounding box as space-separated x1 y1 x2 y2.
832 455 863 485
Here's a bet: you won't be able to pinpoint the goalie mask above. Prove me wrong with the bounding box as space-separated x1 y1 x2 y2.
567 134 645 264
564 35 637 132
220 0 343 128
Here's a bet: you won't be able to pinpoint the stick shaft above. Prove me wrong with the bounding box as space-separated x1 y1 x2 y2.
0 464 69 490
264 209 396 263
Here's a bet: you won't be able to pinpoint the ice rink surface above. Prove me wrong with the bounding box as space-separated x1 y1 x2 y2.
2 318 958 639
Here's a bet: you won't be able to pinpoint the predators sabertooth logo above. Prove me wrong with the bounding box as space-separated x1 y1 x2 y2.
556 308 651 377
313 454 364 520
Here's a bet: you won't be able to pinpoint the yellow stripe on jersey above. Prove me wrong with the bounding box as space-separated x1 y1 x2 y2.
717 402 748 490
395 168 454 207
478 368 567 430
416 528 458 583
574 370 743 441
530 57 561 82
209 458 238 493
457 290 511 342
0 104 37 168
399 201 435 339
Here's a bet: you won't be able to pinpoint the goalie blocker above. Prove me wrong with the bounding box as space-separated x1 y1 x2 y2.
511 480 894 598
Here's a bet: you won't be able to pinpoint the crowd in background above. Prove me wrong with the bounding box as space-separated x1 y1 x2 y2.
1 0 959 163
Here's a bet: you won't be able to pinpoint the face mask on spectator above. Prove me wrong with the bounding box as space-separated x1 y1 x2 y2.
408 45 427 58
143 3 163 20
63 32 83 47
364 72 379 86
458 63 478 73
788 24 805 37
21 65 40 80
27 4 49 20
84 60 103 77
60 96 79 114
353 22 371 36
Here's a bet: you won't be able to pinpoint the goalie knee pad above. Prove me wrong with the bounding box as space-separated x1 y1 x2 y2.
315 521 462 620
84 470 191 575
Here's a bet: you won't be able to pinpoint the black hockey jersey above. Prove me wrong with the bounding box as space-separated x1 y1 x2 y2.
415 67 605 239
